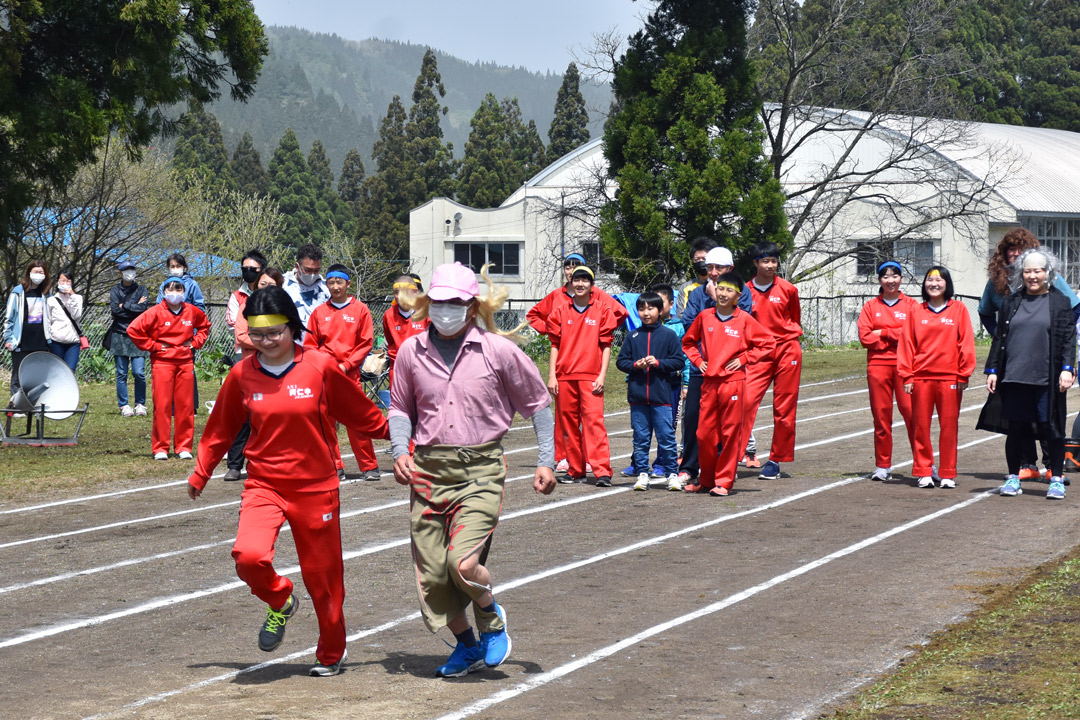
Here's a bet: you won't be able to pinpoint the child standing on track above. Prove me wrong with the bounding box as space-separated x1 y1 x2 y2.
741 241 803 482
857 261 919 481
898 266 976 489
187 286 389 678
682 273 775 495
126 277 210 460
615 292 685 491
383 273 428 388
304 264 381 482
547 266 618 486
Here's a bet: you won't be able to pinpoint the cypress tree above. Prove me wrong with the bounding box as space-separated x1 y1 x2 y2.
355 96 412 262
457 94 517 208
547 62 591 164
172 103 237 192
308 139 351 233
1021 0 1080 130
405 49 457 203
231 132 270 196
268 128 328 248
338 148 366 210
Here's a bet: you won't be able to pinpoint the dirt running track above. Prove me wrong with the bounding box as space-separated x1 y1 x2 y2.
2 376 1079 720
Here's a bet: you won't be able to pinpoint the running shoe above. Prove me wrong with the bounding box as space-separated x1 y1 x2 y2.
759 460 780 480
224 468 242 482
557 475 586 485
586 463 593 474
337 468 347 481
634 473 650 491
258 593 299 652
363 469 382 481
939 478 956 489
677 471 692 485
709 486 730 496
1047 479 1066 500
310 649 348 677
555 459 569 473
744 455 762 469
177 451 193 460
436 642 484 678
917 476 935 488
620 464 637 477
683 483 704 494
153 452 168 460
134 403 148 416
480 603 512 668
1018 464 1040 481
999 475 1022 497
666 473 683 491
651 464 665 478
871 468 891 482
595 476 612 487
120 405 135 417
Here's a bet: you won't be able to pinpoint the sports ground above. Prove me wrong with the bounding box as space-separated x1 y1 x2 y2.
2 373 1078 719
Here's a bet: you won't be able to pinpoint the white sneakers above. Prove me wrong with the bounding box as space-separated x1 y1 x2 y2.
917 476 934 488
939 478 956 489
178 451 193 460
634 473 650 491
120 405 135 417
134 404 148 416
153 452 168 460
666 473 683 491
871 467 891 481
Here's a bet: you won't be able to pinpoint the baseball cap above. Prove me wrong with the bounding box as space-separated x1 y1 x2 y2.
117 260 136 272
427 262 480 301
704 247 734 267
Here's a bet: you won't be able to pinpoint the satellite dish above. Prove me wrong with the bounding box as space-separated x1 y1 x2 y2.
9 351 80 420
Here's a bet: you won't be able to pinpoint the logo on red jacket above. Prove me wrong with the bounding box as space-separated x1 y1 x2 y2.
940 317 954 325
724 326 740 338
181 319 192 326
893 311 907 320
343 314 356 323
768 296 783 304
584 318 597 326
287 385 313 399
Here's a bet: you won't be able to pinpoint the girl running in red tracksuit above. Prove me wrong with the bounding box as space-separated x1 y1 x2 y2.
857 261 919 481
897 266 976 489
682 272 775 495
126 277 210 460
187 286 389 678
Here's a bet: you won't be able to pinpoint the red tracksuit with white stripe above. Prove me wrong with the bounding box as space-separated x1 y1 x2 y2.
744 276 803 463
305 297 378 472
897 300 976 479
126 302 210 455
683 308 776 490
189 345 389 666
547 297 618 477
529 285 628 465
858 294 919 468
382 303 428 387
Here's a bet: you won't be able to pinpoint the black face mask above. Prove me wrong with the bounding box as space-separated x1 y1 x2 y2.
692 261 708 277
242 267 261 284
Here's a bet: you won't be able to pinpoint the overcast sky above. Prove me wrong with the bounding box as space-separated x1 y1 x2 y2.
250 0 649 74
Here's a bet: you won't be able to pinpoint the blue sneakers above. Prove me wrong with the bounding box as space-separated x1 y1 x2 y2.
435 642 484 678
621 464 637 477
480 603 512 668
1047 479 1066 500
999 475 1022 497
759 460 781 480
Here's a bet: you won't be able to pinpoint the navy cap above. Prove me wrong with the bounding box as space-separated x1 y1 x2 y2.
117 261 136 272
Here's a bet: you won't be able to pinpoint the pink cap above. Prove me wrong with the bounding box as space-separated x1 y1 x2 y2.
427 262 479 301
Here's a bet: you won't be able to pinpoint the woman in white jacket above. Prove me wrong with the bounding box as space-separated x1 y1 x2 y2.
47 268 84 372
4 260 53 399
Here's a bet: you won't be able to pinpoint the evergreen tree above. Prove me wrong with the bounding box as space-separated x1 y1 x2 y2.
601 0 790 286
502 98 547 186
950 0 1025 125
172 104 237 192
268 128 331 248
355 96 413 263
457 94 518 208
547 62 591 164
308 139 351 233
523 120 549 178
231 132 270 197
338 149 366 209
1021 0 1080 130
405 49 457 203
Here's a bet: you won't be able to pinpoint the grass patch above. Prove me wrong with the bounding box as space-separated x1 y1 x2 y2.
822 548 1080 720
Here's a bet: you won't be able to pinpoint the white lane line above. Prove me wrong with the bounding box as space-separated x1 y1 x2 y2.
83 430 1005 718
433 492 994 720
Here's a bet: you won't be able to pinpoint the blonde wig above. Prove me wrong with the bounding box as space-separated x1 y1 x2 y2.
401 264 530 344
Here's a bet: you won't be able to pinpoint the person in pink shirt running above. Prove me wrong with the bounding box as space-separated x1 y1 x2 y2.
390 261 556 679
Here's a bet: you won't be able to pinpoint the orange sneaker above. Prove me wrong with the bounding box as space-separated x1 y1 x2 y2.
1018 465 1040 481
709 486 730 496
683 483 704 493
744 456 762 469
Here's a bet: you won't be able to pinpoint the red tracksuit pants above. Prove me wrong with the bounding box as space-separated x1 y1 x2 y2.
329 370 378 472
742 339 802 463
150 360 194 455
867 364 916 468
558 379 611 477
698 378 745 490
910 378 963 479
232 485 346 666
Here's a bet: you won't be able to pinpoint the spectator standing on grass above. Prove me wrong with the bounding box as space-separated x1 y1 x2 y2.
616 291 685 491
222 249 267 482
46 267 84 373
979 248 1076 500
383 273 428 389
390 261 555 678
898 266 976 490
547 266 618 487
188 286 388 678
857 261 919 482
4 259 52 401
127 277 210 460
156 253 206 311
304 264 381 482
282 243 329 335
106 261 149 417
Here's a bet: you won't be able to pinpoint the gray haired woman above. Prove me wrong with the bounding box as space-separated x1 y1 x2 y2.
978 247 1077 499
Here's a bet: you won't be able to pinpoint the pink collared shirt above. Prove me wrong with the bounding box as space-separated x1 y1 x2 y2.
389 324 551 447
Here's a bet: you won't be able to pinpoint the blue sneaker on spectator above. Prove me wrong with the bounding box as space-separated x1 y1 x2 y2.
480 603 512 668
621 464 637 477
435 642 484 678
999 475 1022 497
1047 479 1066 500
759 460 780 480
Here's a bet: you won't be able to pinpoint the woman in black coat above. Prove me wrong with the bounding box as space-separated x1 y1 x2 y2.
978 247 1076 499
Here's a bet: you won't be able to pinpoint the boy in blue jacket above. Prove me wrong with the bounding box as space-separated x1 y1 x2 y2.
615 292 685 491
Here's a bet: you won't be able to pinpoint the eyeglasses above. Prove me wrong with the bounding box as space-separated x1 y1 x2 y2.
248 328 287 343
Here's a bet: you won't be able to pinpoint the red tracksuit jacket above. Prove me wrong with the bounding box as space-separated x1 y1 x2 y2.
683 307 776 380
528 285 629 336
749 276 802 341
304 297 374 373
897 300 976 383
857 293 919 367
382 304 428 362
126 302 210 363
547 298 617 380
190 345 389 493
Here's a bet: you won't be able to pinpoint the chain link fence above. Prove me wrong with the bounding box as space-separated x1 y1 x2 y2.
800 294 986 348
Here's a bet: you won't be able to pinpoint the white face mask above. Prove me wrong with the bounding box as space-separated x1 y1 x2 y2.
296 266 320 286
29 272 45 286
428 303 471 336
57 283 72 293
169 267 184 277
122 270 136 282
165 291 185 305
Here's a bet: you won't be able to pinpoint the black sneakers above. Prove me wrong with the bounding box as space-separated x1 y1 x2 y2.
310 649 348 677
258 594 299 652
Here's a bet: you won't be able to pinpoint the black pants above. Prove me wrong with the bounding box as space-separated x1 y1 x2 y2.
226 421 250 471
679 375 703 477
1006 432 1065 477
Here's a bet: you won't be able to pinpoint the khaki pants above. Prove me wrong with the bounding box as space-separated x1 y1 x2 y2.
410 440 507 634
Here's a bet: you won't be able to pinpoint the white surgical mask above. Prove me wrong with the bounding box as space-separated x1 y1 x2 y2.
29 272 45 286
169 267 184 277
122 270 136 282
57 283 72 293
428 303 471 336
165 291 185 305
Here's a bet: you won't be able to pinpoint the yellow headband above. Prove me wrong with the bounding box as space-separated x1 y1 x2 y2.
247 314 289 328
716 281 740 291
927 269 942 278
393 281 417 290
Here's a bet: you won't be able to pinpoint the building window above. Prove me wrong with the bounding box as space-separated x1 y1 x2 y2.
580 241 615 273
1022 216 1080 287
453 243 521 276
855 239 934 279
